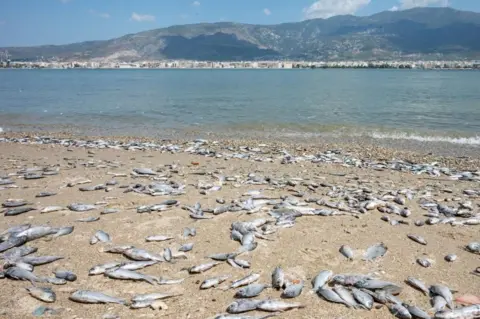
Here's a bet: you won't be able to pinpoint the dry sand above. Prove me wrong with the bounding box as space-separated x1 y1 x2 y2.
0 141 478 319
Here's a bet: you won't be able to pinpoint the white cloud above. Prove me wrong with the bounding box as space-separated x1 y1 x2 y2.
390 6 399 11
263 8 272 16
192 1 201 6
130 12 156 22
89 10 110 19
303 0 371 20
398 0 449 9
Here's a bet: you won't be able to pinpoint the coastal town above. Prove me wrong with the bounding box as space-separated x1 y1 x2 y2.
1 58 480 70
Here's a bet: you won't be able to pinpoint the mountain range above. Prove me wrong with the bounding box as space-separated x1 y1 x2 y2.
4 7 480 62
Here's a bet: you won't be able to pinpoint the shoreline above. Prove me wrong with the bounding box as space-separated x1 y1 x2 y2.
1 131 480 173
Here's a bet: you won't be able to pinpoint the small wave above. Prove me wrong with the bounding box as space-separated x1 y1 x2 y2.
0 127 3 133
370 132 480 145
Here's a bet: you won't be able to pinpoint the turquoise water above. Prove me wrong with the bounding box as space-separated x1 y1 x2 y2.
0 69 479 144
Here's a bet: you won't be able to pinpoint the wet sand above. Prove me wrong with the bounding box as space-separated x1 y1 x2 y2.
0 138 478 319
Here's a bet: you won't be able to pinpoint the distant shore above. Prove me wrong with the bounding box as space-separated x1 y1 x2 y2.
2 59 480 70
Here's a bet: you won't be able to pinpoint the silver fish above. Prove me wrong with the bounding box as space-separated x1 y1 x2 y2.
417 258 432 268
256 299 304 312
433 305 480 319
201 275 231 289
406 277 429 295
231 273 261 289
119 261 157 271
67 203 96 212
430 285 454 310
188 262 221 274
389 303 412 319
209 253 238 261
20 255 64 266
334 285 359 308
282 282 303 299
69 290 127 305
101 208 119 215
40 206 64 214
215 315 277 319
272 267 285 290
339 245 354 259
2 199 28 208
163 248 172 262
5 267 45 282
132 292 182 302
104 268 158 285
312 270 333 291
235 283 269 298
466 242 480 254
2 246 37 259
52 226 74 238
16 226 57 241
363 243 388 261
232 259 251 269
178 243 194 252
105 245 134 254
50 268 75 281
317 287 349 307
352 288 374 309
36 192 56 198
431 295 447 312
408 234 428 245
444 254 457 262
4 207 35 216
26 287 56 303
75 216 100 222
227 299 263 314
145 235 174 242
89 261 123 275
403 303 431 319
123 248 164 262
158 277 185 285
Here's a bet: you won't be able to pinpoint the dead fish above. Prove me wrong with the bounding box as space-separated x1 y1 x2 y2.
79 184 106 191
40 206 64 214
430 285 454 310
119 261 157 271
317 287 349 307
431 295 447 312
407 234 428 245
235 283 269 298
466 242 480 254
388 303 412 319
257 299 304 312
403 304 431 319
90 230 111 244
201 275 231 289
101 208 119 215
123 248 164 262
163 248 172 262
230 259 251 269
4 261 33 272
183 227 196 237
282 282 303 299
272 267 285 290
5 267 45 282
68 203 96 212
352 288 374 310
231 273 261 289
105 245 134 254
35 192 57 198
209 253 238 261
45 277 67 285
145 235 174 242
355 279 402 294
20 256 64 266
75 216 100 222
406 277 429 295
158 277 185 285
4 207 35 216
2 199 28 208
104 268 158 285
89 261 123 275
26 287 56 303
227 299 263 314
334 285 359 308
0 235 28 253
363 243 388 261
417 258 432 268
52 226 74 238
178 243 194 252
312 270 333 291
54 270 77 281
2 246 38 259
132 292 182 302
16 226 57 241
69 290 127 305
434 305 480 319
339 245 354 259
133 168 157 175
187 262 221 274
444 254 457 262
215 315 277 319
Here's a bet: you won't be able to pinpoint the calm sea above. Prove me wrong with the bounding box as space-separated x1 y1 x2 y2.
0 69 479 145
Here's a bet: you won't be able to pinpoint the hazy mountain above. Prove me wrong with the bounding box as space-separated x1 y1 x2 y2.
4 7 480 61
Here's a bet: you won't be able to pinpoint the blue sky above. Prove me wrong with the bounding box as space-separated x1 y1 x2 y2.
0 0 479 47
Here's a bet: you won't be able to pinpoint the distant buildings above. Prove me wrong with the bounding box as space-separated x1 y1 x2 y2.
1 59 480 70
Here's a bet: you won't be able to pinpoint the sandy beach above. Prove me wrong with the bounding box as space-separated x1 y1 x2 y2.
0 135 478 319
